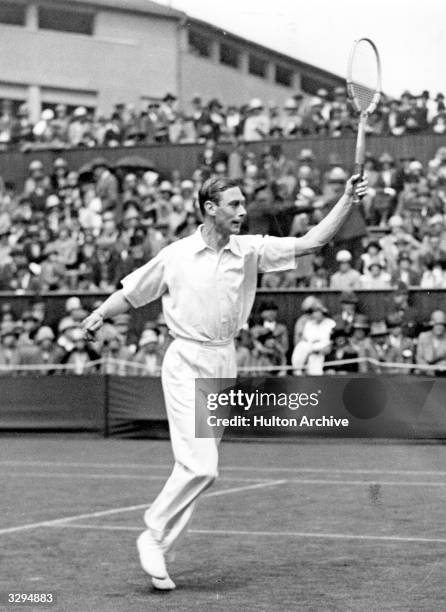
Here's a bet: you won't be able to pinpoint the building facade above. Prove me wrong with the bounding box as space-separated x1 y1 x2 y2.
0 0 344 121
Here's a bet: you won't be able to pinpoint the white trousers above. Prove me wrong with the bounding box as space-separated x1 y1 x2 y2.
144 337 237 550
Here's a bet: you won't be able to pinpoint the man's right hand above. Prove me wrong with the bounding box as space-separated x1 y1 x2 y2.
82 310 104 341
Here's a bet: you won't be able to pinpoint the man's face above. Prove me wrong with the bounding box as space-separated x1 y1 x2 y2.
261 309 277 323
433 323 446 338
213 187 246 235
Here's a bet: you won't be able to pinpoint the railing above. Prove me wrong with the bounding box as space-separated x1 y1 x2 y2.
0 133 445 186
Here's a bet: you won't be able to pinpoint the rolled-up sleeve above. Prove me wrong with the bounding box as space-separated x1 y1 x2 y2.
258 236 297 272
121 251 167 308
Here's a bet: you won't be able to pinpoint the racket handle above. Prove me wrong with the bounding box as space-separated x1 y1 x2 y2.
352 164 365 204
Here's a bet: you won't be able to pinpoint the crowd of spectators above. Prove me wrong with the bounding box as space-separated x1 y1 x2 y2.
1 291 446 376
2 140 446 293
1 87 446 150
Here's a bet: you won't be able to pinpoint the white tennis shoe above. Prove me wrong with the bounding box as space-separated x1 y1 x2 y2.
136 530 176 591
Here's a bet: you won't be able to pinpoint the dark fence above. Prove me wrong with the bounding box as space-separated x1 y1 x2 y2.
1 133 446 186
1 289 444 340
1 374 446 440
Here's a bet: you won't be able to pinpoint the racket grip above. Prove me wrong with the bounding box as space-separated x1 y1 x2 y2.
352 163 365 204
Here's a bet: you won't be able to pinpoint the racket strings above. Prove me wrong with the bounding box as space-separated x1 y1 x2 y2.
351 82 376 112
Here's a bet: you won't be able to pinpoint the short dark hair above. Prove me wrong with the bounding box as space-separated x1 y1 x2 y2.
197 177 240 216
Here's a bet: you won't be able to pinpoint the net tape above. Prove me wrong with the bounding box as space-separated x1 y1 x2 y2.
0 356 443 374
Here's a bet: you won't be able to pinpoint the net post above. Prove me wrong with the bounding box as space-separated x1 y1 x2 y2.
103 373 110 438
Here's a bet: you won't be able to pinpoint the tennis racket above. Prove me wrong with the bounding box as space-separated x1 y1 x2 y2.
347 38 382 202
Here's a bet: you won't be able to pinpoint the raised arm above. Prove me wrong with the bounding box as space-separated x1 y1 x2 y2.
294 175 368 257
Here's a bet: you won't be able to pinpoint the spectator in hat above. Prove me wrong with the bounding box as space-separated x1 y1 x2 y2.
302 97 328 136
399 95 428 134
386 281 422 338
391 251 421 287
360 261 392 289
61 327 100 375
416 310 446 375
34 325 64 373
291 299 335 375
385 313 414 374
359 239 387 274
281 98 303 138
332 291 359 335
323 325 359 374
100 328 133 376
0 323 21 373
379 215 420 270
330 250 362 290
251 300 289 358
131 328 162 376
243 99 270 141
92 158 119 213
349 314 370 356
293 296 321 346
68 107 90 146
420 256 446 288
359 321 392 374
250 329 286 376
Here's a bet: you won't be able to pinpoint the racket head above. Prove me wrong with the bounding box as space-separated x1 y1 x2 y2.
347 38 382 114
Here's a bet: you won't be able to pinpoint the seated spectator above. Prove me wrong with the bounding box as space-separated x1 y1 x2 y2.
390 251 421 287
61 327 100 374
349 314 370 356
330 250 362 290
250 329 286 375
100 329 134 376
420 257 446 288
0 322 21 372
360 261 392 289
291 299 335 375
359 239 387 273
34 326 64 373
385 313 414 374
243 99 270 141
324 326 359 374
332 291 359 335
235 328 253 373
416 310 446 375
359 320 392 374
131 329 162 376
293 296 320 346
251 301 289 358
386 281 422 338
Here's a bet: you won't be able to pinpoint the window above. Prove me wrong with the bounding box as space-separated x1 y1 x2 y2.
220 43 240 69
275 65 293 87
0 2 26 26
38 6 94 35
188 29 212 58
248 54 267 78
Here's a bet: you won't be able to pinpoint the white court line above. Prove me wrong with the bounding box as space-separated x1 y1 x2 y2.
2 471 446 488
0 480 285 537
2 460 446 477
0 471 269 483
46 523 446 545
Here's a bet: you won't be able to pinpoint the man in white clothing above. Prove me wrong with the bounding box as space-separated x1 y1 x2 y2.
83 174 367 590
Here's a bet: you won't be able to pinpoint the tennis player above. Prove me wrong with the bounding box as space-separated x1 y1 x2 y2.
83 174 367 590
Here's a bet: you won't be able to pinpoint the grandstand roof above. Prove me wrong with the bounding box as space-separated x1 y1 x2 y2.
70 0 184 20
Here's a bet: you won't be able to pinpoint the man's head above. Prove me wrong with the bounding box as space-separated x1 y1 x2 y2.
429 310 446 337
198 177 246 235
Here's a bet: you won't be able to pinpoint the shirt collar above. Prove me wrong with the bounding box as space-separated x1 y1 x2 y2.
191 225 243 257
